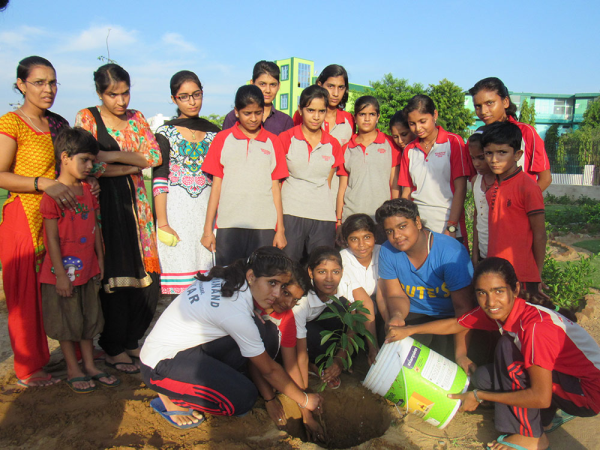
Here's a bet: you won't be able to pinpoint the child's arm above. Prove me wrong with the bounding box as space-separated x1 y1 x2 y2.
444 176 467 237
336 175 348 223
154 193 180 242
271 180 286 249
386 317 466 343
296 338 309 390
380 278 411 328
94 217 104 281
400 186 412 200
351 287 379 365
390 165 401 199
529 212 548 295
471 205 480 267
44 218 73 297
101 164 142 177
201 176 222 252
536 169 552 192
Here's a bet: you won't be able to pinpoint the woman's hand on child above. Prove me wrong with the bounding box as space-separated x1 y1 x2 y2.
273 230 287 249
447 391 480 412
45 181 78 211
56 274 73 297
201 233 216 252
85 177 101 196
265 396 287 427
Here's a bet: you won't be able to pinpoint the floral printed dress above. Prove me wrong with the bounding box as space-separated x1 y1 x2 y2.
153 125 215 294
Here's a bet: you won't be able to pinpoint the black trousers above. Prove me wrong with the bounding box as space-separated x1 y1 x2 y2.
283 215 335 263
98 272 160 356
472 334 597 438
216 228 275 266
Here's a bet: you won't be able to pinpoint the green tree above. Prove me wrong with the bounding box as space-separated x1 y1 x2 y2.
544 123 560 158
582 98 600 129
369 74 424 130
427 79 475 139
519 99 536 126
201 114 226 128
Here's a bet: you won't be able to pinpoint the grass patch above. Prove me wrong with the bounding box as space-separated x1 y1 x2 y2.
573 240 600 254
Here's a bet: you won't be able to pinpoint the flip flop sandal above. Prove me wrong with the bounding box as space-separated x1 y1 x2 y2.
17 373 60 388
105 361 140 374
487 434 551 450
150 397 204 429
546 410 576 433
66 376 97 394
91 372 121 388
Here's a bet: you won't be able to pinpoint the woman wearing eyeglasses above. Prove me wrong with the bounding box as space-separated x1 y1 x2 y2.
75 63 162 374
0 56 70 386
152 71 221 295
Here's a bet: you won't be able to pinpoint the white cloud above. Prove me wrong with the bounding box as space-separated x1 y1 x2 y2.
58 25 138 53
161 33 196 53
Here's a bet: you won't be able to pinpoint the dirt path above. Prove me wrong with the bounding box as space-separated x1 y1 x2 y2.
1 273 599 449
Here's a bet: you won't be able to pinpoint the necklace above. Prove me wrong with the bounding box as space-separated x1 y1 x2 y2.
19 108 44 133
483 176 495 191
99 105 126 129
190 129 196 140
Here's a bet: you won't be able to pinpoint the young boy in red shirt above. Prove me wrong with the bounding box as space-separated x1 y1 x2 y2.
40 127 119 393
482 122 547 300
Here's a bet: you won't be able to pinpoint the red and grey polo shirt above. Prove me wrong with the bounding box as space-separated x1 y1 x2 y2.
459 298 600 413
340 130 401 221
398 126 472 235
279 125 344 222
202 123 288 229
293 109 355 146
507 116 551 182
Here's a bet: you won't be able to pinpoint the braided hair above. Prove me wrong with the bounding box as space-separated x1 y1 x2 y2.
196 247 293 297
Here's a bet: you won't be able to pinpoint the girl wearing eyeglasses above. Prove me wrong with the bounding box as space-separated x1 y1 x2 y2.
152 71 221 295
0 56 70 387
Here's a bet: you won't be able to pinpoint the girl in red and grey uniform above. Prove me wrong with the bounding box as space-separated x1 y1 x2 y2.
469 77 552 191
386 257 600 450
399 95 473 243
279 85 344 262
201 85 288 266
336 96 402 228
140 247 323 429
389 109 416 151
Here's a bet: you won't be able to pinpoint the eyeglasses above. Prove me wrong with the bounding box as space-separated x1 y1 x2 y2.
26 80 60 89
175 91 203 102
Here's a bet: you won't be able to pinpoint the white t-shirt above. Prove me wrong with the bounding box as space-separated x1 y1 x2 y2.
472 174 489 258
140 279 265 369
293 291 332 339
339 245 380 299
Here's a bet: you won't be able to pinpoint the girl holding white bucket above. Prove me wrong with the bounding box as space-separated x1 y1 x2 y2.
386 257 600 450
375 198 476 364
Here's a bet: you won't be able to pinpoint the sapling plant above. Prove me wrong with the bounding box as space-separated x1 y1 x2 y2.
315 296 375 392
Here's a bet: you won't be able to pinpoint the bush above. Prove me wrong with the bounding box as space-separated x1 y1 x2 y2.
543 251 595 311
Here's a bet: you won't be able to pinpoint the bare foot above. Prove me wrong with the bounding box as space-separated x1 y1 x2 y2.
488 433 549 450
159 394 203 427
18 371 61 387
105 352 139 373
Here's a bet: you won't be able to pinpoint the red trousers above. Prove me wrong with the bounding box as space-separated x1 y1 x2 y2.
0 198 49 380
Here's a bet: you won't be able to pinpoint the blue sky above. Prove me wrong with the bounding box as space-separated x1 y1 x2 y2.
1 0 598 123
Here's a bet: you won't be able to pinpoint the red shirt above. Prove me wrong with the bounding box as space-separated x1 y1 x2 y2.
255 305 297 348
39 184 100 286
486 168 544 282
458 298 600 413
507 116 550 182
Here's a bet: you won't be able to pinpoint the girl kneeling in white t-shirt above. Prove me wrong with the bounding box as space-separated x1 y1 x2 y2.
140 247 322 429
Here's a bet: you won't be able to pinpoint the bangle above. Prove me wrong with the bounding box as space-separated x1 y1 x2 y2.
34 177 40 192
298 391 309 409
265 395 276 403
447 220 458 226
472 389 484 403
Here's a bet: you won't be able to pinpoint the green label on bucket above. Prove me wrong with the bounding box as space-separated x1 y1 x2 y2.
384 341 468 429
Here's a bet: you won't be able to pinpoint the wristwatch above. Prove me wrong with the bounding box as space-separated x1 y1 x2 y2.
472 389 484 403
446 224 457 233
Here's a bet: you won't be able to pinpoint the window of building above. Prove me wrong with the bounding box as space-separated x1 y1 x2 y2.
298 63 311 88
553 99 573 117
281 65 289 81
280 94 288 110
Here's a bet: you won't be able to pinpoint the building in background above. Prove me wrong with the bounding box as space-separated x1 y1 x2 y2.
274 57 371 116
466 92 599 139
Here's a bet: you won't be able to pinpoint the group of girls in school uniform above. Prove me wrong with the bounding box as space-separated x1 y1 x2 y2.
1 53 598 450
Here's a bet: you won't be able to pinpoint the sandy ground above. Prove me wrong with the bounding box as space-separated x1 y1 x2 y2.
1 242 600 449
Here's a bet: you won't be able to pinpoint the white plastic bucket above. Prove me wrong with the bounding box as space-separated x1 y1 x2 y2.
363 337 469 429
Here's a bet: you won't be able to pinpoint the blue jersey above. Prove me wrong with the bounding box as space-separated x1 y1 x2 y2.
378 232 473 317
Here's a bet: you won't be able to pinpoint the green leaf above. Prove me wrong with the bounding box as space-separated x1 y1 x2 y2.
364 330 376 345
317 382 327 392
350 337 359 353
326 342 337 358
320 331 334 345
340 357 348 370
353 334 365 350
341 333 348 351
343 313 354 327
318 312 339 321
315 354 326 364
353 314 369 323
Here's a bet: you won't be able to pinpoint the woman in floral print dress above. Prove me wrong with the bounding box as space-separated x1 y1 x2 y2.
153 71 221 295
75 64 162 374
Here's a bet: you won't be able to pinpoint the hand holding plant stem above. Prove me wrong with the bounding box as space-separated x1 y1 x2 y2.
315 296 376 392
